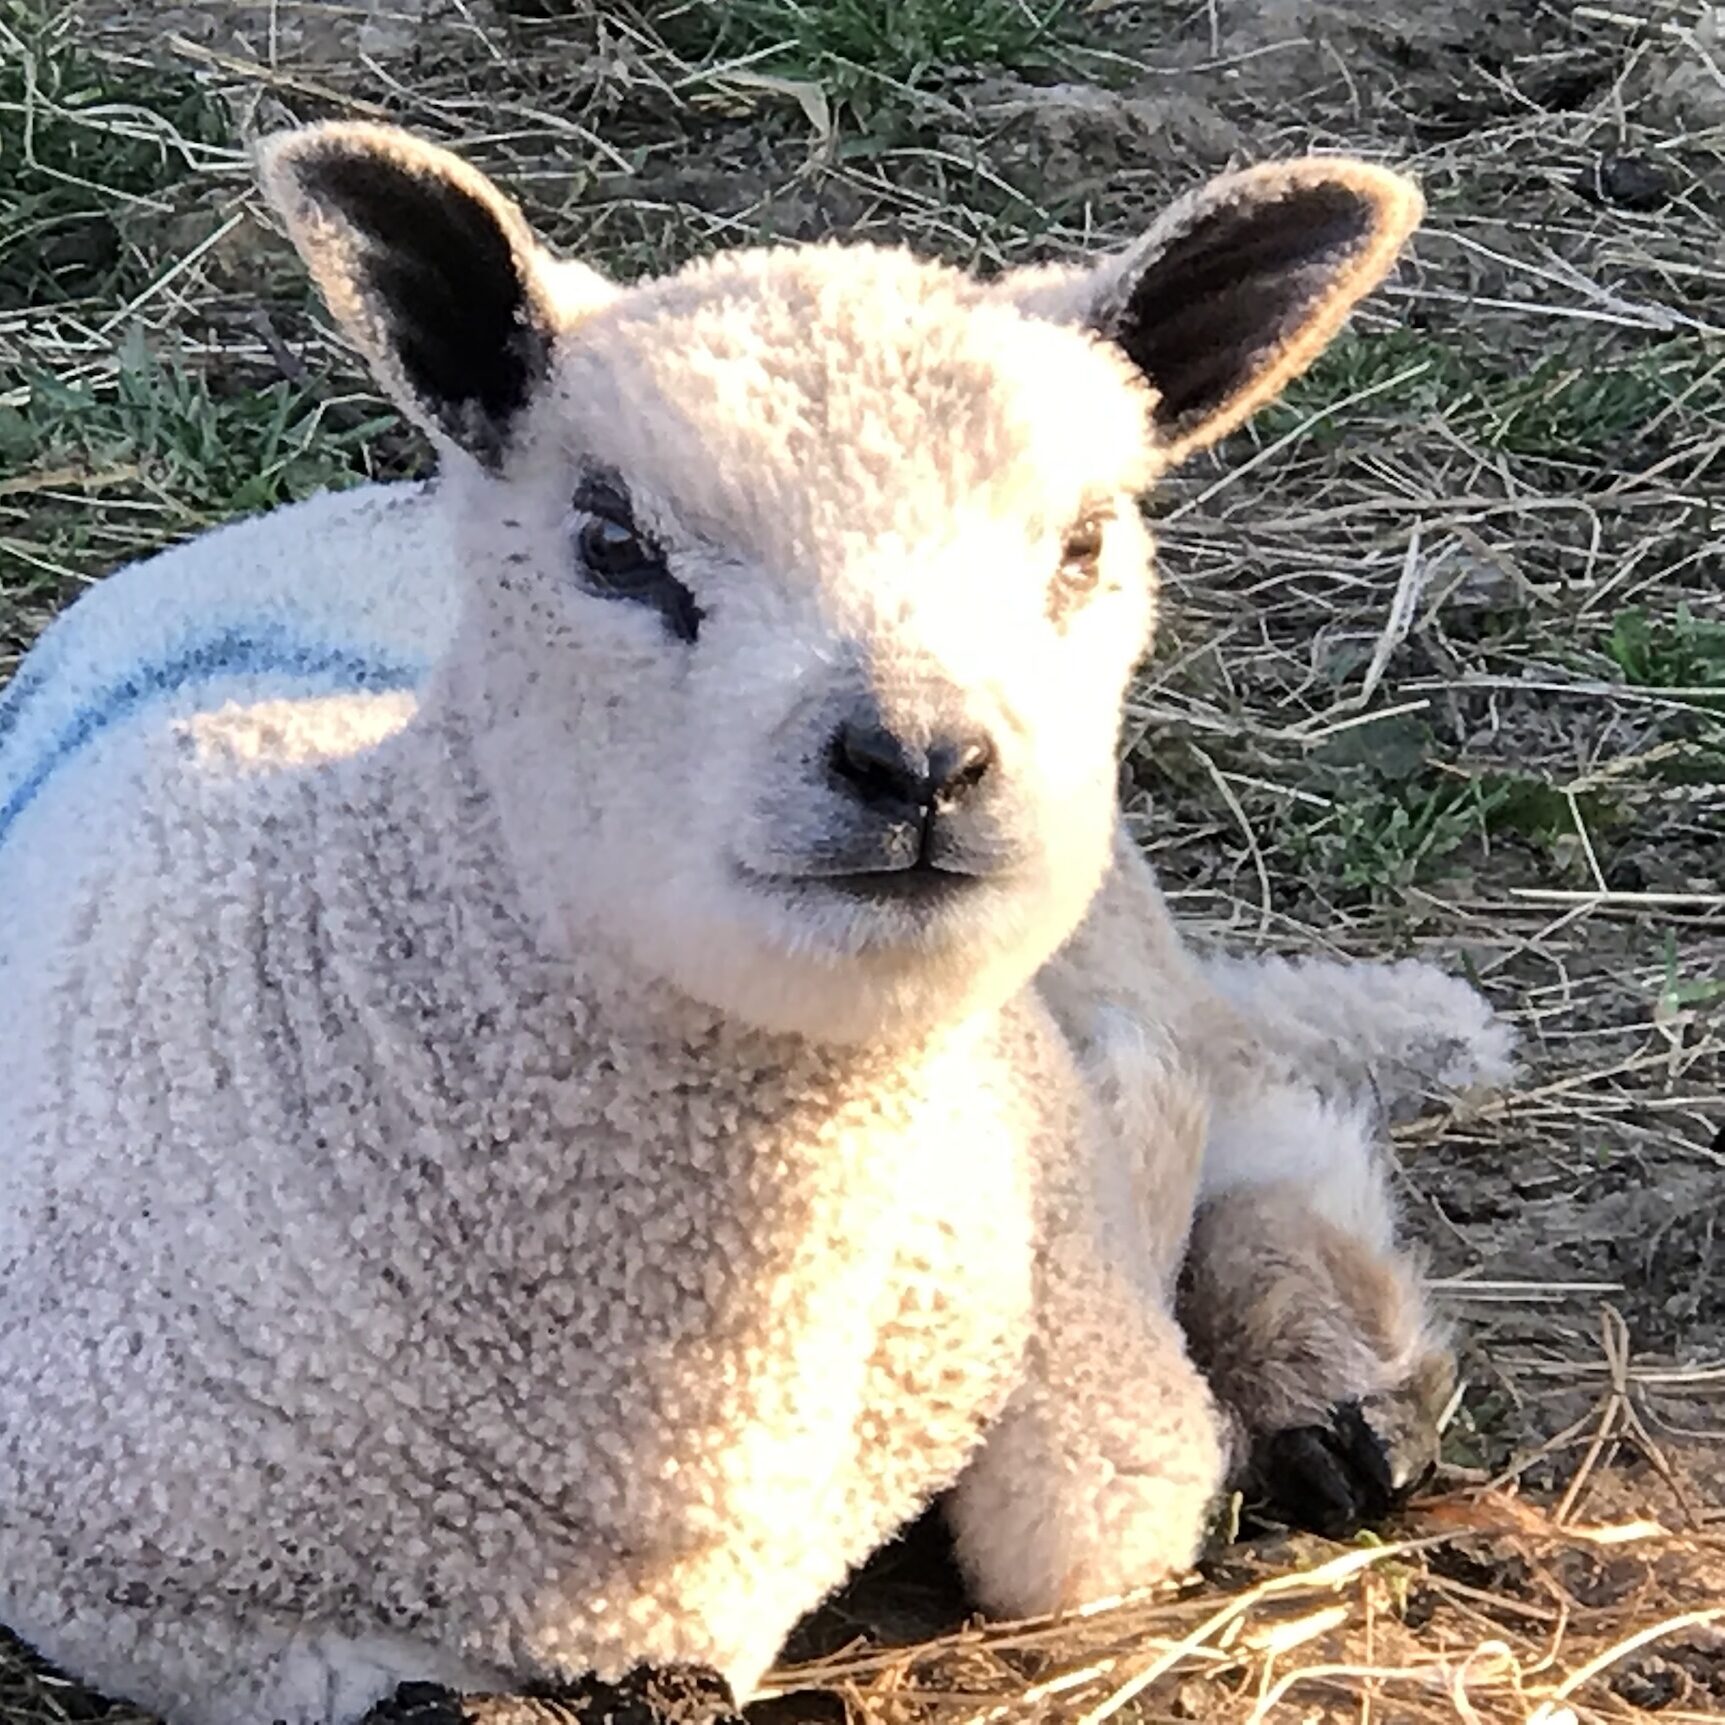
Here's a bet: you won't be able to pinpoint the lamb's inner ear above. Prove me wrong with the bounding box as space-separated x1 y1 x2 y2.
258 124 559 469
1009 162 1423 466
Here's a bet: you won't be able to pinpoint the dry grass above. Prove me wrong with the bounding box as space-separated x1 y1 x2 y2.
1 0 1722 1719
738 1304 1725 1724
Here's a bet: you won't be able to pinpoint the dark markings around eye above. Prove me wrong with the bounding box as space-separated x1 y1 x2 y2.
1047 509 1111 626
571 470 703 644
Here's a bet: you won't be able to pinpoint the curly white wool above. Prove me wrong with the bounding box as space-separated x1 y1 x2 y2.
0 124 1508 1725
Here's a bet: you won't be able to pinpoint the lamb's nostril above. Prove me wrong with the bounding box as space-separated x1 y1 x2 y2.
927 735 994 806
831 721 926 812
830 718 995 815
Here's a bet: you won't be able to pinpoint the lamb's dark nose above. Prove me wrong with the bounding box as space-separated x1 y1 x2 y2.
829 715 995 816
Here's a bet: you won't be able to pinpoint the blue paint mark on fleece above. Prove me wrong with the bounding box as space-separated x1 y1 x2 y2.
0 627 421 851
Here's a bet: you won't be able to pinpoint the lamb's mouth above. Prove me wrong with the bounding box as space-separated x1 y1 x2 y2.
817 862 979 906
735 857 984 910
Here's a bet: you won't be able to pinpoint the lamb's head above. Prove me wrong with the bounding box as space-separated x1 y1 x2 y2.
258 125 1421 1044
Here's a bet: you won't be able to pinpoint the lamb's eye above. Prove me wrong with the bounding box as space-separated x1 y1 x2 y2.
571 476 704 643
1047 513 1108 624
1061 516 1105 571
579 515 656 587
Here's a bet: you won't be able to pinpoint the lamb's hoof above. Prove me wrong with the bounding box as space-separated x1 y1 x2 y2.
1250 1392 1438 1541
363 1667 745 1725
362 1683 473 1724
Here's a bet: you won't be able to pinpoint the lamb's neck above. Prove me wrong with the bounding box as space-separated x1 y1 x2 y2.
323 702 800 1068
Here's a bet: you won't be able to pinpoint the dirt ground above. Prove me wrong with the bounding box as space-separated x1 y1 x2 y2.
1 0 1721 1720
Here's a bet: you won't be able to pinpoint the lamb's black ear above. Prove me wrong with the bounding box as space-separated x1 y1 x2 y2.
997 159 1423 466
256 123 565 469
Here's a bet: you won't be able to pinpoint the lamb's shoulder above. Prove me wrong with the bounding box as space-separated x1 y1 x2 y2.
0 481 448 786
0 685 414 1167
0 681 400 1091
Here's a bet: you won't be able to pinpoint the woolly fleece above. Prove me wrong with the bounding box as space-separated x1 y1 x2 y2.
0 125 1508 1725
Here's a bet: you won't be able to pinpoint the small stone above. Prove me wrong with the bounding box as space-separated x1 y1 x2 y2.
1603 855 1646 893
1578 153 1673 212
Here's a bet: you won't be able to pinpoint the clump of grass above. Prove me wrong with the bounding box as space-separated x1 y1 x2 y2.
0 0 231 309
1259 712 1634 905
657 0 1070 120
1262 327 1476 432
1283 775 1510 901
10 329 398 520
1262 327 1725 468
1655 929 1725 1016
1 328 406 634
1487 344 1725 462
1283 763 1647 904
1605 603 1725 691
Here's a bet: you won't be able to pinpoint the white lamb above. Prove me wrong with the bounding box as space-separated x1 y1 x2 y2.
0 124 1513 1725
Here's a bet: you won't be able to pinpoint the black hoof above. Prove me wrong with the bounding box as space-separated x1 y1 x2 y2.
361 1683 472 1725
1250 1396 1435 1540
524 1665 746 1725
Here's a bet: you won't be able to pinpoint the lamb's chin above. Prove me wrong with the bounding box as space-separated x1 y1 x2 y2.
612 872 1033 1044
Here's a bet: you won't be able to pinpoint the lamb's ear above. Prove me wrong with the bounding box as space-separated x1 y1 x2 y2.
998 159 1423 465
256 122 575 469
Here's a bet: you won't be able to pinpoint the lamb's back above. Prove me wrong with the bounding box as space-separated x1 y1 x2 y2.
0 479 447 865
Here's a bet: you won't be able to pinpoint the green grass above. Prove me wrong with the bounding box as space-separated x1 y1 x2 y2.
0 0 232 310
1260 327 1476 432
1263 741 1664 906
0 330 408 634
655 0 1071 124
8 327 396 517
1252 712 1637 905
1604 602 1725 691
1263 326 1725 468
1656 930 1725 1014
1487 346 1725 461
1280 775 1511 902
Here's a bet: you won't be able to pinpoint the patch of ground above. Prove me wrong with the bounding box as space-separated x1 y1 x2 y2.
1 0 1721 1720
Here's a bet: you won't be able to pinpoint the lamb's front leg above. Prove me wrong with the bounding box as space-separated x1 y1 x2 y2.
1178 944 1514 1536
1037 827 1474 1540
945 1071 1228 1617
1177 1100 1455 1539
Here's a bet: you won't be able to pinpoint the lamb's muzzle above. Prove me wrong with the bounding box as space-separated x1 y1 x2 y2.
0 119 1512 1725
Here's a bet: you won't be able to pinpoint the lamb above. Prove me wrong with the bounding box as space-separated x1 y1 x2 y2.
0 122 1513 1725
